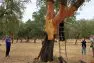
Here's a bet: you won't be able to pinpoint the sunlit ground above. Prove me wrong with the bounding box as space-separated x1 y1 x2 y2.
0 39 94 63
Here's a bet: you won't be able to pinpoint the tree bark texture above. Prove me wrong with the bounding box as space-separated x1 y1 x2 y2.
38 33 54 62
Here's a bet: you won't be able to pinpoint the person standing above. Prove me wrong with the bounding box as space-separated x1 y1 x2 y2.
81 38 86 55
90 36 94 57
5 35 11 57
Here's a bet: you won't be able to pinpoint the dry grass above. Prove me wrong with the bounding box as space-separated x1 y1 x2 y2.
0 39 94 63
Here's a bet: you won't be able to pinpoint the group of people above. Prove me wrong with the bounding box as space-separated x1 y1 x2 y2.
81 35 94 57
2 35 94 58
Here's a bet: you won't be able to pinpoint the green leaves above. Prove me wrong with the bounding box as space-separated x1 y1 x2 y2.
0 0 30 35
65 18 94 39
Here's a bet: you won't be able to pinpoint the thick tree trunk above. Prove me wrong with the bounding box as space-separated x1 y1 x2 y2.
40 40 54 62
39 33 54 62
39 1 55 62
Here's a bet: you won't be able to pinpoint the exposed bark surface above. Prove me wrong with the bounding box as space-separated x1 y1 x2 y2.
45 0 55 40
45 0 85 40
39 0 85 62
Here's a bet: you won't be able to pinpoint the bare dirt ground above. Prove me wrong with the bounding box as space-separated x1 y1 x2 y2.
0 39 94 63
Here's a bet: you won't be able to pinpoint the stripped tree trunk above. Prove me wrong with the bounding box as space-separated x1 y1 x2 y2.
39 0 85 62
39 0 55 62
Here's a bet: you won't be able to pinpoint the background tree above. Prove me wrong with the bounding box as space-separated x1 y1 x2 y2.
0 0 31 43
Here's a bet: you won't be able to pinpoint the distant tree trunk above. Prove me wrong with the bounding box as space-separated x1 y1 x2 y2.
16 37 18 43
34 38 37 43
75 33 80 45
2 35 5 42
75 39 78 45
20 38 22 43
11 37 14 43
26 36 29 42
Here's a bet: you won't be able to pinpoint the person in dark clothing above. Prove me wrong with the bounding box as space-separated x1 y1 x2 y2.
5 35 11 57
81 38 86 55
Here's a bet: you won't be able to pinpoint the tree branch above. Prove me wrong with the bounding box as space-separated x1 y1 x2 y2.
45 0 55 40
46 0 55 20
67 0 85 17
53 0 67 27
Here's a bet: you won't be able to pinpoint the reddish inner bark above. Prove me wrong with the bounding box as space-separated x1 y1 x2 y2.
45 0 81 40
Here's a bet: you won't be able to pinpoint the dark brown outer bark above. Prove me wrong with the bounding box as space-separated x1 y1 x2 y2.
39 33 54 62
